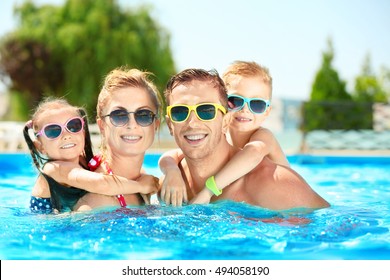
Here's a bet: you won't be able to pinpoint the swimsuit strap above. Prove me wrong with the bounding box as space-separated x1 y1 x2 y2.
88 154 127 207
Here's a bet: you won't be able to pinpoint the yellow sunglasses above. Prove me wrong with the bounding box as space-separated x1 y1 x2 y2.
167 103 227 123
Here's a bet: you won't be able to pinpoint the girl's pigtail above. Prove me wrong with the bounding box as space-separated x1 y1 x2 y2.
78 108 94 164
23 120 42 171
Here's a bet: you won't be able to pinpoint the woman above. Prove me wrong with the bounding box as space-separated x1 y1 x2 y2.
74 67 162 211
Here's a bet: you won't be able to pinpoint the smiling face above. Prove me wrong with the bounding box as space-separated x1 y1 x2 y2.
227 76 272 133
34 108 85 162
166 80 228 161
98 87 159 158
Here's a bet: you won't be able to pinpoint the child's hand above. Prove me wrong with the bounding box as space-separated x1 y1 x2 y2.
189 187 213 204
137 174 159 195
160 168 188 207
140 194 151 205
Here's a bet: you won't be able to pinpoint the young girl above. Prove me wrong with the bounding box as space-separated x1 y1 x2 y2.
73 67 162 211
24 97 158 213
159 61 289 206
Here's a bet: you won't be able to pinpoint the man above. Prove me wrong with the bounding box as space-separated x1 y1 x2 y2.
162 68 329 210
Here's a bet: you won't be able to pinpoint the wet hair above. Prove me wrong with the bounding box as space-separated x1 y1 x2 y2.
23 97 94 171
96 67 162 157
164 68 228 108
222 60 273 99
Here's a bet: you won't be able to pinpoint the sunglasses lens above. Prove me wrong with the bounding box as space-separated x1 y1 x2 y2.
170 106 190 122
196 104 216 121
67 118 83 133
110 110 129 126
250 100 268 114
227 96 244 111
44 125 62 139
135 109 155 127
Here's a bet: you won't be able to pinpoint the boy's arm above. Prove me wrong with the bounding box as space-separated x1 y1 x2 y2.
191 128 285 204
191 139 270 204
43 162 157 196
254 128 289 167
158 148 188 206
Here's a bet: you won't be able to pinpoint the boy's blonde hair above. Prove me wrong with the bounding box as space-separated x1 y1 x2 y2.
222 61 273 99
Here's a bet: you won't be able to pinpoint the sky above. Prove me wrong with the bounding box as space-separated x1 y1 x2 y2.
1 0 389 101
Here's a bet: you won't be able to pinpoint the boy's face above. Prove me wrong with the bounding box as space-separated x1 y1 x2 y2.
226 76 272 132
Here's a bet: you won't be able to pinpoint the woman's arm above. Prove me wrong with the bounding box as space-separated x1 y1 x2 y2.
158 148 188 206
43 162 157 196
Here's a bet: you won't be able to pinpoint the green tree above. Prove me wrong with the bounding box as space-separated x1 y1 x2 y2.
0 0 175 120
353 54 387 103
379 66 390 99
302 38 372 131
310 38 350 102
380 66 390 97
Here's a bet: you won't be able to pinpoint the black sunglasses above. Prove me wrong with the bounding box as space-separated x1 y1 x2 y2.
102 109 156 127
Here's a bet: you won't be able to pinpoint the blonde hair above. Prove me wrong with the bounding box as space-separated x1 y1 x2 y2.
97 67 162 120
222 60 273 99
96 67 162 158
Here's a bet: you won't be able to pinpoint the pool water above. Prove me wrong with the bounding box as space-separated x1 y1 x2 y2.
0 153 389 260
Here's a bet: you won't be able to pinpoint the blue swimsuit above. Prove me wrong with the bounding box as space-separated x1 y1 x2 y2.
30 173 88 213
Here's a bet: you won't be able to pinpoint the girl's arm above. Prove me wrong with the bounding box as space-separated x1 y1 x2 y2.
31 174 51 198
158 148 188 206
30 174 53 213
191 128 286 204
43 162 158 196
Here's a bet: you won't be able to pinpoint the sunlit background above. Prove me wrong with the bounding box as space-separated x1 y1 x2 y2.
0 0 389 153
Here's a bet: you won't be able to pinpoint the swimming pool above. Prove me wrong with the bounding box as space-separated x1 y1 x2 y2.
0 153 389 260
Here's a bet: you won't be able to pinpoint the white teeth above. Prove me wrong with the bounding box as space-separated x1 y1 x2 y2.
185 134 205 141
237 117 251 121
61 143 75 149
122 135 141 140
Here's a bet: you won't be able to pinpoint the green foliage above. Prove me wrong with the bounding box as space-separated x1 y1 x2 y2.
302 38 373 131
309 39 350 102
302 101 373 131
0 0 175 120
8 90 30 121
353 54 388 103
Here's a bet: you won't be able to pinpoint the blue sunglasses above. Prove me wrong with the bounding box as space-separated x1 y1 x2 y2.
227 94 270 114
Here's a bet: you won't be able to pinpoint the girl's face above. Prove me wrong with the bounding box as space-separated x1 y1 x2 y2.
98 87 159 158
227 76 272 133
35 108 85 162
